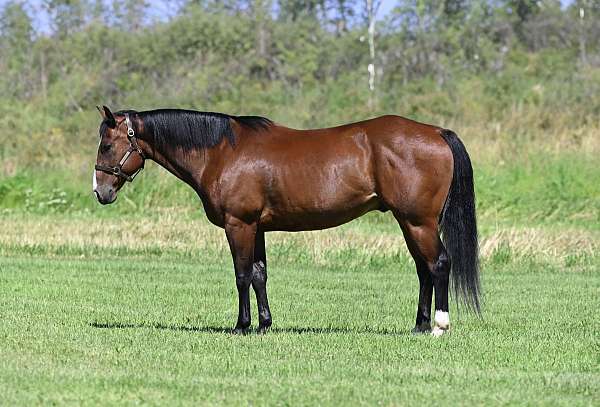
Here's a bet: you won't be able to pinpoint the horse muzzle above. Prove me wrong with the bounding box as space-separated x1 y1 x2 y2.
94 185 117 205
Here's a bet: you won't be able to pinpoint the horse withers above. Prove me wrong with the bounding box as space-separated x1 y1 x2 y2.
93 106 480 336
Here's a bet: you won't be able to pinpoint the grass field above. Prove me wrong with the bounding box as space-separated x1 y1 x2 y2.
0 211 598 405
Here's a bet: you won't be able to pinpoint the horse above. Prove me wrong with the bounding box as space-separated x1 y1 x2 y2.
92 105 480 336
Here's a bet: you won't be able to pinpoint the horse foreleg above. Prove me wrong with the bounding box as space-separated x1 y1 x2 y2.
252 230 272 334
225 217 257 335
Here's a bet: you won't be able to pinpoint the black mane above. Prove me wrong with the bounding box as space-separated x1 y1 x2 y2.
130 109 272 151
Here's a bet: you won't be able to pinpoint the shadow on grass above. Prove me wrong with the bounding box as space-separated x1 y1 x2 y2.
89 321 410 336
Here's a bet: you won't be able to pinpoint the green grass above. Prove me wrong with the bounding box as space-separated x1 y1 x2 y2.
1 146 599 405
0 216 598 405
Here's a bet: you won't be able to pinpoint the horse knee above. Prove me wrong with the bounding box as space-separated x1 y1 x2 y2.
236 273 253 289
252 260 267 284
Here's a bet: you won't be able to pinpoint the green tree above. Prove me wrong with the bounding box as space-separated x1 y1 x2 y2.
0 1 34 98
44 0 88 37
278 0 326 21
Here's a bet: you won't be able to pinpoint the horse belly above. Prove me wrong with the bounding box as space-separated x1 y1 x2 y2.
259 164 379 231
260 195 380 231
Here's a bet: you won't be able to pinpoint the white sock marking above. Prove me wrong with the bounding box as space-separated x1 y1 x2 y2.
431 310 450 338
434 310 449 329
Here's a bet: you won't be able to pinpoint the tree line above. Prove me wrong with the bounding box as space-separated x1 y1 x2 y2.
0 0 599 171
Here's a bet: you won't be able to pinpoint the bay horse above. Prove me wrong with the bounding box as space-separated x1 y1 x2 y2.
93 106 480 336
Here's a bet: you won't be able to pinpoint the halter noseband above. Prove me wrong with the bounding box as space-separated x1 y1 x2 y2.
95 113 145 182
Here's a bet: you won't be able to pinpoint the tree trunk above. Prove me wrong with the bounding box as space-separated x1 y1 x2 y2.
579 7 587 67
365 0 380 110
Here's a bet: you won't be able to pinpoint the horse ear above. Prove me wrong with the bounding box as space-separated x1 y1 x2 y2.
96 105 105 119
102 105 116 128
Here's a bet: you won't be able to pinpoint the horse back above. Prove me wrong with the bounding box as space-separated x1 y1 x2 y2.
211 115 453 230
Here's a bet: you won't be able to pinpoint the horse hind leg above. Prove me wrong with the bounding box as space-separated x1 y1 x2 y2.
404 238 433 333
396 216 451 336
431 247 450 337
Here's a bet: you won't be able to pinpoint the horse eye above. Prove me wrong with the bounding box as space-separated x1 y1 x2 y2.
101 144 112 153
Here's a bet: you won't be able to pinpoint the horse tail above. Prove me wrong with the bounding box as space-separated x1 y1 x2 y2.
439 129 481 314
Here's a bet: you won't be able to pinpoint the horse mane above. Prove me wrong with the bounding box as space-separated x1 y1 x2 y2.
128 109 272 151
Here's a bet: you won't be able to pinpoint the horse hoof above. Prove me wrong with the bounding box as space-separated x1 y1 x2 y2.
231 327 250 335
431 326 448 337
257 325 271 335
411 323 431 334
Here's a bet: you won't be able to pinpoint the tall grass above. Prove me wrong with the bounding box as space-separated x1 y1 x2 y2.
2 152 598 231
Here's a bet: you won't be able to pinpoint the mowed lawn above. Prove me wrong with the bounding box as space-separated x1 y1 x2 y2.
0 215 598 405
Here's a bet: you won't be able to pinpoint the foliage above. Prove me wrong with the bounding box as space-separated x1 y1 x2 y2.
1 1 599 179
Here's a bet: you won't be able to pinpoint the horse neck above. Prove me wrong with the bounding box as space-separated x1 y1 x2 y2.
137 138 212 193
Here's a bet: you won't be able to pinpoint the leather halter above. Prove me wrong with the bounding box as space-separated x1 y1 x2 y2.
95 113 145 182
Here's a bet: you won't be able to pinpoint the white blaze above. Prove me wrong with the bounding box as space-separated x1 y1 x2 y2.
93 137 101 192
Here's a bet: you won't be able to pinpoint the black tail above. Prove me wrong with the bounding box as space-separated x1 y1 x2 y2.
439 129 481 314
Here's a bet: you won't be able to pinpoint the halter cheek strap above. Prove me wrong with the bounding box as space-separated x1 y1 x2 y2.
95 113 145 183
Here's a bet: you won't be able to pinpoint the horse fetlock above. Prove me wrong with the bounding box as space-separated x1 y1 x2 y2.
231 326 251 335
431 310 450 337
257 316 272 334
259 314 272 327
